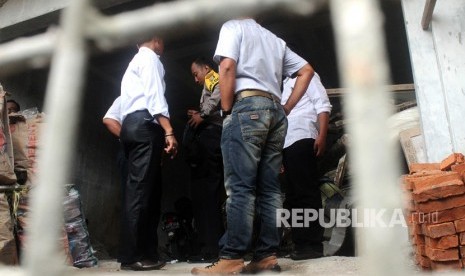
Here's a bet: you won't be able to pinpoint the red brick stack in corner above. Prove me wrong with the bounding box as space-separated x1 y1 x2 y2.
403 153 465 271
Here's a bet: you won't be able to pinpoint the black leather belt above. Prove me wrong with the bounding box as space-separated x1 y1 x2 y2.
235 90 281 103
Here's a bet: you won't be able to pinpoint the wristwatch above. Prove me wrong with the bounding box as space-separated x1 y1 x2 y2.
199 112 208 119
220 109 232 118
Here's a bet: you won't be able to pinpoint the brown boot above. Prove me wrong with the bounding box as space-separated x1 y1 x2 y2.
243 255 281 274
191 258 245 275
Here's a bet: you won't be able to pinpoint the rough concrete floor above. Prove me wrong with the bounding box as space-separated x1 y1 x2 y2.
3 255 463 275
77 256 362 275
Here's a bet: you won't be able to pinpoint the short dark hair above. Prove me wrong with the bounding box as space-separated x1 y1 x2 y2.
192 57 214 69
7 99 20 111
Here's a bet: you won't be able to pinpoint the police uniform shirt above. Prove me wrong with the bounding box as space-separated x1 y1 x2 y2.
199 70 222 126
213 18 308 99
281 73 332 149
103 96 122 124
120 46 170 122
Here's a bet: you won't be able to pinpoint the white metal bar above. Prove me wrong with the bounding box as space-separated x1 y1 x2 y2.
0 0 327 77
330 0 410 274
22 0 90 275
0 30 57 77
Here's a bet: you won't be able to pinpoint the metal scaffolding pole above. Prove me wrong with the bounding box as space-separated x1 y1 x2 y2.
0 0 326 77
330 0 410 274
0 0 327 275
22 0 90 275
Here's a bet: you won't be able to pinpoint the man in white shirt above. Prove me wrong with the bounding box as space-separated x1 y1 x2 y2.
281 73 331 260
191 18 314 274
118 36 177 271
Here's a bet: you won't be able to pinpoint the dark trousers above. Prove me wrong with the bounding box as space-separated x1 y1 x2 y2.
190 124 226 255
282 138 323 251
119 110 164 264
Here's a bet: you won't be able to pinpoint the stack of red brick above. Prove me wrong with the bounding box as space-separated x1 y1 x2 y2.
403 153 465 271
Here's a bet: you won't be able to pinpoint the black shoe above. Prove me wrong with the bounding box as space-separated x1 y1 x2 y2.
187 254 219 263
290 248 323 260
120 260 166 271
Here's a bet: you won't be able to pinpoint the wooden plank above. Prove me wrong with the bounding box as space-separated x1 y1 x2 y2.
326 83 415 97
401 0 453 162
421 0 437 30
432 1 465 156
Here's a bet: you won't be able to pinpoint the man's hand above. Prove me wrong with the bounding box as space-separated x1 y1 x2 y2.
188 112 203 128
314 135 326 157
165 135 178 159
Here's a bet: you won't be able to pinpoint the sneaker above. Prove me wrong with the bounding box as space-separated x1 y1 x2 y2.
191 258 245 274
290 248 323 260
242 255 281 274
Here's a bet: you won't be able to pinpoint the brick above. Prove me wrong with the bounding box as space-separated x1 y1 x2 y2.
425 246 459 261
412 179 465 203
454 218 465 233
459 232 465 245
412 234 425 245
416 244 427 256
430 260 462 270
409 163 440 174
412 222 423 235
452 163 465 182
451 163 465 174
460 246 465 258
434 205 465 224
415 253 431 269
412 172 461 192
404 170 444 190
440 153 465 171
425 235 459 249
416 194 465 213
400 175 413 191
422 222 456 238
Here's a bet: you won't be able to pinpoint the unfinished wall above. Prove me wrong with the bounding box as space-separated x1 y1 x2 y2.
402 0 465 162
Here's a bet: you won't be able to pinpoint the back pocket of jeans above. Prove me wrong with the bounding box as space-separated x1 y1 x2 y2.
238 110 270 145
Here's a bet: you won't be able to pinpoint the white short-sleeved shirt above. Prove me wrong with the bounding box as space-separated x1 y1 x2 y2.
281 73 332 148
213 19 308 98
103 96 122 124
120 47 170 121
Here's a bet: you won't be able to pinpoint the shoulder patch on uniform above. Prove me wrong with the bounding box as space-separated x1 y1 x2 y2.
204 70 219 93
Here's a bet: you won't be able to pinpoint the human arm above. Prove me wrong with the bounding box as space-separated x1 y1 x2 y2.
218 57 237 112
102 118 121 137
282 63 314 115
314 112 329 157
155 115 178 158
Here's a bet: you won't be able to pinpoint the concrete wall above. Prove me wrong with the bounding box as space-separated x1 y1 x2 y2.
402 0 465 162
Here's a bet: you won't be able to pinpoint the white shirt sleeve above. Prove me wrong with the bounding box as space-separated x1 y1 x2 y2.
213 20 241 64
139 55 170 118
282 46 308 77
309 74 332 115
103 96 122 123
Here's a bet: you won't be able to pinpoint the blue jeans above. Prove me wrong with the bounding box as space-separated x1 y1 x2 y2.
219 95 287 260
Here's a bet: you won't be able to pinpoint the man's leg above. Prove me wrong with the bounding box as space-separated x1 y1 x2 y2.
253 103 287 260
283 138 324 259
119 111 165 270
